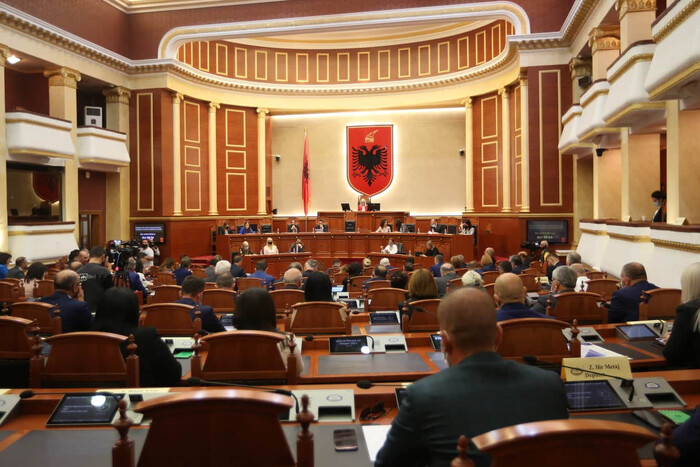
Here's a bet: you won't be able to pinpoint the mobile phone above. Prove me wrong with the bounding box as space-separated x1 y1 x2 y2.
333 428 359 452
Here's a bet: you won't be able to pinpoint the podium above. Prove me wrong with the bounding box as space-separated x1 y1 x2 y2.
317 211 408 232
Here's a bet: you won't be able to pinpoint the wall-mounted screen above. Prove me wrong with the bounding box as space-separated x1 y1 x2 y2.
134 223 166 244
526 220 568 244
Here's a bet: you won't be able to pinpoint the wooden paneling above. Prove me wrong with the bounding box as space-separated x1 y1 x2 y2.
217 105 258 215
132 92 155 214
177 20 510 85
526 65 574 213
4 69 49 114
180 98 209 215
473 92 503 212
511 84 523 210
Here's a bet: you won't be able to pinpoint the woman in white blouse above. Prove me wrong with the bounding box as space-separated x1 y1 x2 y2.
23 262 48 299
376 219 392 233
262 237 279 255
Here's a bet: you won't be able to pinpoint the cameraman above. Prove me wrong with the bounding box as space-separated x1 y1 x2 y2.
140 239 155 269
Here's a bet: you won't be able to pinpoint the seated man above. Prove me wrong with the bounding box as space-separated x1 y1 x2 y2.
125 258 147 300
545 254 565 283
498 260 513 274
435 263 459 297
204 255 221 283
238 241 253 256
571 263 589 291
608 262 658 323
39 270 94 333
250 260 275 289
495 273 553 321
363 265 388 290
287 219 299 233
382 238 398 255
216 272 235 291
289 237 305 253
379 257 395 271
430 254 445 277
229 255 247 280
531 266 577 315
566 251 582 266
302 259 319 278
282 268 303 289
6 256 27 279
510 254 524 275
175 276 225 333
313 219 327 232
539 240 551 263
375 287 569 466
174 256 193 285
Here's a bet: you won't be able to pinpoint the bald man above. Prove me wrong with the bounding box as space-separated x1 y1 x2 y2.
608 262 658 323
495 273 554 321
282 268 303 289
375 288 569 467
39 270 93 333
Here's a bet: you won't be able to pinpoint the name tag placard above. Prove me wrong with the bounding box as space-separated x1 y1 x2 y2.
561 357 632 382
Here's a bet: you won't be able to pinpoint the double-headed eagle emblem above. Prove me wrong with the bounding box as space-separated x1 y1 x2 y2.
351 130 388 186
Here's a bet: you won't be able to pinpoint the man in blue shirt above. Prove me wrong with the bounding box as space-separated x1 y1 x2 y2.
429 254 444 277
174 256 193 285
175 276 225 333
249 260 275 289
608 262 658 323
495 273 554 321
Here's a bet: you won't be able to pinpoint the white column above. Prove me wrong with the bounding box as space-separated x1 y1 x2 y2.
0 45 9 252
519 73 530 212
500 88 511 212
103 86 131 240
592 153 600 219
666 100 680 223
208 102 219 216
44 67 81 242
463 98 474 213
256 108 269 215
172 92 183 216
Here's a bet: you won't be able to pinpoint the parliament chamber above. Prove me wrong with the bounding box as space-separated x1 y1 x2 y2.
1 0 700 465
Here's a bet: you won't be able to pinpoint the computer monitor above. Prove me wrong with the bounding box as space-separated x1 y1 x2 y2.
369 203 381 211
260 224 272 233
250 223 258 231
446 225 457 234
403 223 415 233
341 203 352 212
435 224 447 234
345 220 356 232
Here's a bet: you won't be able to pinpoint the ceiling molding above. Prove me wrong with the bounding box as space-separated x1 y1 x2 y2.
102 0 288 14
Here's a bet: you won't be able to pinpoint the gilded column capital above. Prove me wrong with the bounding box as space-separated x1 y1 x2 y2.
44 67 81 89
103 86 131 104
499 87 510 99
518 70 528 86
256 108 269 117
0 45 11 66
616 0 656 21
172 92 184 103
588 26 621 53
209 102 220 111
569 57 592 80
461 97 472 109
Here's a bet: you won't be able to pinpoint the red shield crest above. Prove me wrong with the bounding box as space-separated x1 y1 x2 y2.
347 125 393 197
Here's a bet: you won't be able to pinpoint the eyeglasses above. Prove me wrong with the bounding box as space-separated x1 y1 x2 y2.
359 402 390 421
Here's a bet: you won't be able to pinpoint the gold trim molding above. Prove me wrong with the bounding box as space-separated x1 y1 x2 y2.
8 149 73 159
652 238 700 253
604 102 666 127
44 67 81 88
616 0 657 21
580 228 608 236
8 229 75 236
569 57 592 79
648 60 700 100
79 158 130 167
103 86 132 104
653 0 700 43
608 232 651 242
6 118 71 131
608 53 654 84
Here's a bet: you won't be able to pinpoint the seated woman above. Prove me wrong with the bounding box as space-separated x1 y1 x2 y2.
376 219 392 233
93 287 181 387
425 240 439 257
233 288 304 375
475 254 497 274
663 262 700 368
342 262 363 292
389 270 408 290
262 237 279 255
304 271 334 302
24 262 48 299
459 219 475 235
401 268 438 317
239 221 255 234
159 257 175 272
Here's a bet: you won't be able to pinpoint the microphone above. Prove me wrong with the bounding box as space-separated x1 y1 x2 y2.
523 355 635 402
19 390 70 399
186 377 299 413
356 380 407 390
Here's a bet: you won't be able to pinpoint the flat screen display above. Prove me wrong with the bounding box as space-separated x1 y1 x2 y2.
329 336 369 354
47 393 123 426
526 220 568 244
369 312 399 325
617 324 657 340
430 334 442 351
565 380 624 411
134 223 166 244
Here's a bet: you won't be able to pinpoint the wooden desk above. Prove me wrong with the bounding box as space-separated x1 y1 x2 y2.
241 252 312 277
218 233 473 272
317 211 408 232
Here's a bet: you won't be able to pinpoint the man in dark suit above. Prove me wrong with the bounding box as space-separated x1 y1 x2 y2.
608 262 658 323
495 273 554 321
174 256 193 285
545 253 565 283
510 254 524 275
673 409 700 467
250 260 275 289
229 255 247 280
435 263 458 297
6 256 27 279
530 266 577 315
375 287 569 467
39 270 94 333
175 276 225 333
362 265 388 290
429 254 444 277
